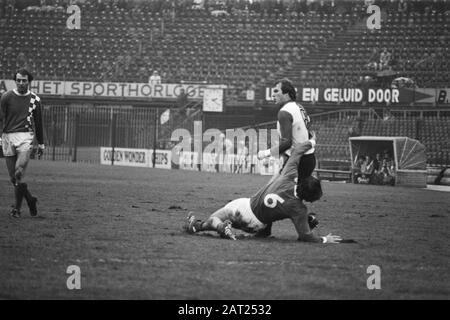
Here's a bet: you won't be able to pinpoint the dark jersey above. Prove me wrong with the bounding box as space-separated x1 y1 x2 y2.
0 90 44 144
250 141 313 224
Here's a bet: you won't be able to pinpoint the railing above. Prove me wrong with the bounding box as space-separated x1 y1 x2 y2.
315 169 352 182
40 105 202 163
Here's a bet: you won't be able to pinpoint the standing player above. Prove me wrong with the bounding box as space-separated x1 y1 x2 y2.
184 138 342 244
0 69 45 218
256 78 316 236
258 78 315 178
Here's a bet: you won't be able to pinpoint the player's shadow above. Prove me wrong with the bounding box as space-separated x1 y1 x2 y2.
182 231 308 243
181 231 357 244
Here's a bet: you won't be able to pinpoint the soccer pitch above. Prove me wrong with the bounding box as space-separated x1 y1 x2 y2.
0 160 449 299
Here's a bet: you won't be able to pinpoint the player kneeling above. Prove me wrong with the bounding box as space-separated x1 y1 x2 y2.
184 175 340 244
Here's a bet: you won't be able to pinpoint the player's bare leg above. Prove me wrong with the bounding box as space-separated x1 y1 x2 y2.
13 150 38 216
18 182 38 216
5 155 17 178
14 149 31 182
6 155 22 217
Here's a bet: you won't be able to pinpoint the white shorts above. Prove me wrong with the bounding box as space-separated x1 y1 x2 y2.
223 198 266 233
1 132 34 156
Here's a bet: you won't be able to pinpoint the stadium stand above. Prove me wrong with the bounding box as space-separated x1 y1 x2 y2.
0 0 353 88
285 1 450 88
1 0 448 89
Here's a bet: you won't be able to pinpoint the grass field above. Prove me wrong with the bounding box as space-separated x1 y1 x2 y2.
0 160 449 300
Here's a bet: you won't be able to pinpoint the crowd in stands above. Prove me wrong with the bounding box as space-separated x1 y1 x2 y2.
353 151 395 185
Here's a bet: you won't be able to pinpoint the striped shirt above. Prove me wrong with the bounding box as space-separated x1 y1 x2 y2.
0 89 44 144
277 101 314 156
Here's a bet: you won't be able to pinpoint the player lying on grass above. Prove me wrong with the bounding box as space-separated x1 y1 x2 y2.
183 134 343 244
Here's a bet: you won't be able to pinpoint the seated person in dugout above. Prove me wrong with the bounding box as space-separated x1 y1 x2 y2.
352 155 365 183
379 158 395 186
357 155 374 184
370 153 382 184
183 135 343 244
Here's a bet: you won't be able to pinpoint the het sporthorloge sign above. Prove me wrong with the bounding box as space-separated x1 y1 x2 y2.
0 80 225 100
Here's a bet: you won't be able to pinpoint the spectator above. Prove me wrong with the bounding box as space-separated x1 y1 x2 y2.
176 87 188 109
124 52 132 69
379 47 391 70
382 149 392 163
371 153 383 184
348 126 359 137
380 159 395 186
366 48 379 70
373 153 382 172
136 66 147 81
149 70 162 85
352 155 365 183
358 155 374 184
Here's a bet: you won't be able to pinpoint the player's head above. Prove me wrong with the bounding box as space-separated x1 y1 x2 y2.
296 176 323 203
14 69 33 94
272 78 296 105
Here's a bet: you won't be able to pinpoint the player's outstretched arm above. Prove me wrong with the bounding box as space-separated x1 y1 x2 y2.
298 231 342 244
291 214 342 244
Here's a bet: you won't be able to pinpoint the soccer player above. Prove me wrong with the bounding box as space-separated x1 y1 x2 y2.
256 78 316 236
258 78 315 179
0 69 45 218
184 137 342 244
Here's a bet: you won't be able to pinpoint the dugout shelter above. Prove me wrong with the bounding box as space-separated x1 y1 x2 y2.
349 136 427 188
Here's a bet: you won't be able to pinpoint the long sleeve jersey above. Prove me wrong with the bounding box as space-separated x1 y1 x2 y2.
0 89 44 144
